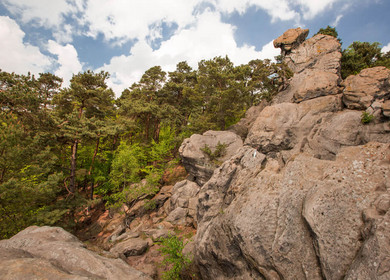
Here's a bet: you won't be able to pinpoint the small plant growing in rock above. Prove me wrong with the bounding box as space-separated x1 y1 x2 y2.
144 199 156 210
158 235 193 280
200 142 227 165
361 111 374 124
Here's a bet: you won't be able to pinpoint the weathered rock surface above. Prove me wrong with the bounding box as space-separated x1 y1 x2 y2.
179 130 243 185
165 180 200 226
0 226 152 280
273 27 309 55
229 100 269 139
110 238 149 257
191 28 390 280
274 33 342 103
342 66 390 111
195 143 390 279
284 34 342 74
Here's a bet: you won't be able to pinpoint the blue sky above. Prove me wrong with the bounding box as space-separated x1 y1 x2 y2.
0 0 389 96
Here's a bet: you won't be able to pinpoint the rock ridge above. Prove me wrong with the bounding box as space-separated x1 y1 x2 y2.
177 28 390 280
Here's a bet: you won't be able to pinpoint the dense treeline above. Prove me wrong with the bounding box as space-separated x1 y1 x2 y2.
0 56 291 238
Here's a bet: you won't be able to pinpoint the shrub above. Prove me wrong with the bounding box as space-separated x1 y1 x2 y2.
361 111 374 124
158 235 193 280
200 141 227 164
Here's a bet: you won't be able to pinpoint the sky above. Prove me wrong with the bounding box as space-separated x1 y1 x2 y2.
0 0 389 97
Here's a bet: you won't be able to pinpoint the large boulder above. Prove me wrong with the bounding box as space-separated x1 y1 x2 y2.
273 27 309 56
342 66 390 110
245 95 343 156
194 143 390 280
0 226 151 280
110 238 149 257
179 130 243 185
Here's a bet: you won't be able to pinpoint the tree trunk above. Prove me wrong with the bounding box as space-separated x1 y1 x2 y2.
88 137 100 199
69 139 78 194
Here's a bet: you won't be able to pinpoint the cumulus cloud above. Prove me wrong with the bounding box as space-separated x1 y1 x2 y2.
47 40 83 86
215 0 299 22
99 11 280 96
382 43 390 53
81 0 201 44
2 0 76 27
0 16 52 74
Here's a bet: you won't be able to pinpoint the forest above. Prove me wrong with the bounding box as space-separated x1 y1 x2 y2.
1 26 390 239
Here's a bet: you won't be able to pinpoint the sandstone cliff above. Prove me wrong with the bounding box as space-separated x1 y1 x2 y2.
178 28 390 279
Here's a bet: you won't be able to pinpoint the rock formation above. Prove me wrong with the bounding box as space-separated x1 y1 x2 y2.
179 130 243 186
1 28 390 280
273 27 309 56
184 28 390 279
0 226 152 279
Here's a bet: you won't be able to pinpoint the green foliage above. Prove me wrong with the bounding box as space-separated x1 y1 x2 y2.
0 55 292 239
158 235 193 280
341 41 390 79
315 25 341 43
144 199 157 211
361 111 375 124
200 142 227 164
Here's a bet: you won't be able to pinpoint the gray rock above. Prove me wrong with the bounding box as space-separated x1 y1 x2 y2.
194 143 390 280
290 69 341 102
110 238 149 257
245 95 343 154
166 207 188 225
228 101 269 139
0 226 151 280
179 130 243 186
383 100 390 117
342 66 390 110
284 34 342 74
273 33 342 104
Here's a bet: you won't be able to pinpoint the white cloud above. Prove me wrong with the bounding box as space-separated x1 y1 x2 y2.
47 40 83 86
295 0 339 20
382 43 390 53
331 14 343 27
81 0 201 44
0 16 52 74
215 0 299 22
99 11 280 96
2 0 75 28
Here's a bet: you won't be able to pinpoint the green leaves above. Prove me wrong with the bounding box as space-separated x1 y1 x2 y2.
341 41 390 79
158 235 192 280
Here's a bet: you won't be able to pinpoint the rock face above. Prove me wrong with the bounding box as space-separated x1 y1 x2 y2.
179 130 243 185
0 226 152 280
165 180 200 226
273 33 342 104
342 66 390 111
190 29 390 280
273 27 309 56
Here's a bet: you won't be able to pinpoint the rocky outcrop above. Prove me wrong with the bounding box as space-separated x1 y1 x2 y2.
195 143 390 279
273 27 309 56
190 28 390 280
273 32 342 104
110 238 149 257
179 130 243 185
0 226 151 280
165 180 200 226
342 66 390 113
